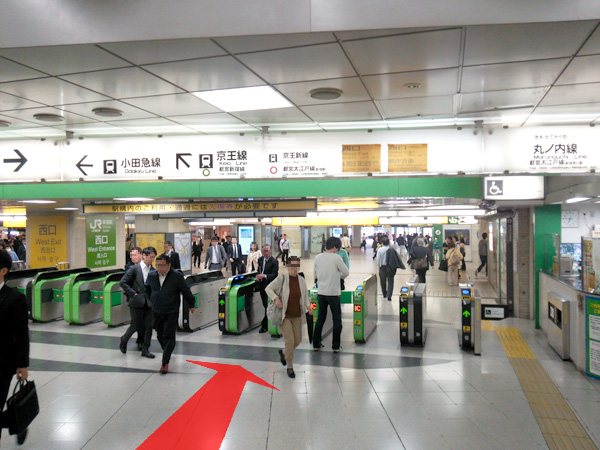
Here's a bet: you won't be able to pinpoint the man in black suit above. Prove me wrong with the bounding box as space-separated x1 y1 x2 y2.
227 236 243 276
163 241 181 270
256 244 279 333
119 246 156 359
0 250 29 446
146 254 195 374
124 246 141 273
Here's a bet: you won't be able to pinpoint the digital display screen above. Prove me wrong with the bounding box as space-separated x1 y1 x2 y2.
237 225 254 255
461 289 471 296
401 287 409 293
357 286 363 290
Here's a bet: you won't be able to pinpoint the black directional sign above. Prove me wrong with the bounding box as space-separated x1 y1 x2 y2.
176 153 191 169
3 149 27 172
76 155 93 176
481 304 507 320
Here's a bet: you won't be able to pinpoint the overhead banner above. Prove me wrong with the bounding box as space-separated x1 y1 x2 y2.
388 144 427 172
28 215 68 269
342 144 381 173
86 215 117 268
83 199 317 214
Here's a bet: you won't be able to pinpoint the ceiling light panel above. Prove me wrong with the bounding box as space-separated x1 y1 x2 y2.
464 22 595 65
57 100 155 121
579 27 600 55
143 56 264 92
0 92 44 112
100 38 227 65
0 77 110 105
232 107 310 124
539 82 600 107
459 87 546 113
343 29 461 75
61 67 184 99
556 55 600 86
193 86 292 112
379 95 454 118
0 44 132 75
123 93 221 117
0 58 46 83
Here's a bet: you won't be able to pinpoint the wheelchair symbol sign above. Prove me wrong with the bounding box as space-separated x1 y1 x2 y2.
486 180 503 196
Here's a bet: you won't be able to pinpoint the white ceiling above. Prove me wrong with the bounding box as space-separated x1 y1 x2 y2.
0 20 599 139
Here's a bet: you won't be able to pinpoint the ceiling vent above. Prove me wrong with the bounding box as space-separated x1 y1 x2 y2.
0 120 11 127
92 107 124 118
33 113 64 122
309 88 343 100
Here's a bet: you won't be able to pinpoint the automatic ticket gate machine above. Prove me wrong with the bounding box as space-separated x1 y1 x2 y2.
399 276 427 347
63 269 124 325
218 272 264 334
102 272 130 327
179 271 226 332
459 284 481 355
32 268 91 322
5 267 58 318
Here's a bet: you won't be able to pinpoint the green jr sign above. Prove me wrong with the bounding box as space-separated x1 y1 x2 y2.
86 216 117 268
586 296 600 380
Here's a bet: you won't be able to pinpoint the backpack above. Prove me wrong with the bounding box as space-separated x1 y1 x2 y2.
450 249 460 266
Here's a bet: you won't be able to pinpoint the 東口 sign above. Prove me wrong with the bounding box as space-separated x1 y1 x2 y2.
29 215 68 269
342 144 381 173
86 216 117 268
388 144 427 172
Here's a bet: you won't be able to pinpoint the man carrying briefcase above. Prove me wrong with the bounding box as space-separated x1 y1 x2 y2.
0 249 30 446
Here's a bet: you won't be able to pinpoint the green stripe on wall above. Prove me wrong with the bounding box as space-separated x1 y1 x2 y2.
0 177 482 200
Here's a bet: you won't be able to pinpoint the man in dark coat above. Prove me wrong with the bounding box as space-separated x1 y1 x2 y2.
0 249 29 446
256 244 279 333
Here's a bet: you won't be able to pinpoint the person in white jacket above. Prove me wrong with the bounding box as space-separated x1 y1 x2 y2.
266 256 312 378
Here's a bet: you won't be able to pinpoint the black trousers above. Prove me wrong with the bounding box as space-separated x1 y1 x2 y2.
153 311 179 365
477 255 488 274
313 295 342 350
416 269 427 284
0 371 13 438
282 250 289 265
230 259 243 276
260 289 269 330
193 254 201 267
379 266 394 299
121 305 152 350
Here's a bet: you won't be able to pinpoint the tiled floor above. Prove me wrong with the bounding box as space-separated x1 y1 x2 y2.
2 249 599 449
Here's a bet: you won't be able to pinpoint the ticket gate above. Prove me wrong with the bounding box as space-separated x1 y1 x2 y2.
179 271 226 332
459 284 481 355
32 268 91 322
63 269 124 325
218 273 264 334
102 272 130 327
5 267 57 318
399 276 427 347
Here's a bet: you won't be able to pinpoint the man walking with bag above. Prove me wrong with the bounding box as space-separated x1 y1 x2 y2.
0 250 29 446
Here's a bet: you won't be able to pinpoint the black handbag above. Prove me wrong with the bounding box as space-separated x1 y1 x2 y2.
439 259 449 272
7 379 39 435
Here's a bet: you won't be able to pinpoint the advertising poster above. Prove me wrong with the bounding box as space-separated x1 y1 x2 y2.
86 216 117 268
135 233 166 256
237 225 254 255
388 143 427 172
282 227 302 258
587 296 600 379
28 215 68 269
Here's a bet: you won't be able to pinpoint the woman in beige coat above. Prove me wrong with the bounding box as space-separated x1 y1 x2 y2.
445 242 464 286
265 256 312 378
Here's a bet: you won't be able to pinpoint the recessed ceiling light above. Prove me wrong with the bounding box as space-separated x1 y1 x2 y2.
33 113 64 122
309 88 343 100
566 197 591 203
113 197 155 202
403 83 422 89
0 120 11 127
192 86 292 112
55 207 79 211
19 200 57 204
92 107 123 118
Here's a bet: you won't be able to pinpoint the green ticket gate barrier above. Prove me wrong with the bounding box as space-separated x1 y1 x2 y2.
179 271 227 332
310 274 378 344
103 272 129 327
218 272 263 334
5 267 58 319
32 268 91 322
63 269 123 325
399 275 427 347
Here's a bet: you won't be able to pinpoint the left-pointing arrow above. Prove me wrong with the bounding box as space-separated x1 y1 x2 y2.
76 155 93 176
3 149 27 172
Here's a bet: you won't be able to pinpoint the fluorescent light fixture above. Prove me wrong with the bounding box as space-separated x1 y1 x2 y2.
19 200 56 204
0 215 27 221
383 201 412 205
55 207 79 211
566 197 591 204
113 197 155 202
193 86 292 112
189 219 232 226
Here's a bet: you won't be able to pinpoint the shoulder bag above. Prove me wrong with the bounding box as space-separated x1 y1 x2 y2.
7 379 39 436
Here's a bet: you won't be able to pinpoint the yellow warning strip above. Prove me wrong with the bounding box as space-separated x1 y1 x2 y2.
496 327 598 450
481 320 494 331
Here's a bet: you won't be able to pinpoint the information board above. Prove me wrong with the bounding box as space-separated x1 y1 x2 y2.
85 216 117 268
135 233 166 255
587 296 600 379
174 232 192 272
29 215 67 269
342 144 381 173
388 143 427 172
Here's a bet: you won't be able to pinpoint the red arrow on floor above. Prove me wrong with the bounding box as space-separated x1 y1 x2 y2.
137 361 279 450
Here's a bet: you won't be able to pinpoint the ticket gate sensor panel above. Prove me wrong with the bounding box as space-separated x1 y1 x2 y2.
219 273 263 334
179 271 226 332
353 274 377 343
64 270 123 325
102 272 129 327
459 286 481 355
6 267 57 319
399 279 427 347
32 268 91 322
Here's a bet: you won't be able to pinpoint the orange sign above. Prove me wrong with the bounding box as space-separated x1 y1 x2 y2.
388 143 428 172
342 144 381 173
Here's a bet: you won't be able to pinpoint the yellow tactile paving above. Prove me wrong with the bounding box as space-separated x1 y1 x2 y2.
496 327 598 450
481 320 494 331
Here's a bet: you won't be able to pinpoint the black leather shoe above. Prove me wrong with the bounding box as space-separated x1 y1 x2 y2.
119 340 127 354
287 368 295 378
17 428 27 445
313 344 324 352
141 350 155 359
278 349 286 366
137 343 143 351
259 327 268 333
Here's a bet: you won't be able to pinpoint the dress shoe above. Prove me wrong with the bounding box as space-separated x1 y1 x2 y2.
137 343 143 351
17 428 27 445
141 350 155 359
287 368 295 378
160 364 169 374
119 340 127 354
313 344 324 352
258 327 268 333
278 349 286 366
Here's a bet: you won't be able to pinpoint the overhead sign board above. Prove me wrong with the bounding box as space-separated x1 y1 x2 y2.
273 217 379 226
29 215 67 268
342 144 381 173
483 176 544 200
481 304 507 320
388 144 427 172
